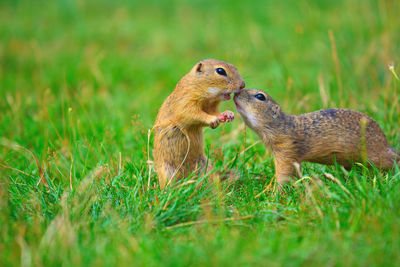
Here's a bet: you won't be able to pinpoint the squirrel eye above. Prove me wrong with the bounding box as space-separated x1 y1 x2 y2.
255 94 266 101
216 68 227 76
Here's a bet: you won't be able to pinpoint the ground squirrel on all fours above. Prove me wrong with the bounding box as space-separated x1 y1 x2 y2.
234 88 399 184
153 59 245 189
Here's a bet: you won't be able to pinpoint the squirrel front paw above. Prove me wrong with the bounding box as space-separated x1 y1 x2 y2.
209 116 220 129
218 110 235 122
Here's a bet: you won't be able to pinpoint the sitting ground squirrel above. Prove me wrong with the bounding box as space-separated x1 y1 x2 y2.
234 88 399 184
153 59 245 189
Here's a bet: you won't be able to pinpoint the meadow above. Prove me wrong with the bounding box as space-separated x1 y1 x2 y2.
1 0 400 266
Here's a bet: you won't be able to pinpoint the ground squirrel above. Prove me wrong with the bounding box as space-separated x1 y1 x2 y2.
153 59 245 189
234 88 399 184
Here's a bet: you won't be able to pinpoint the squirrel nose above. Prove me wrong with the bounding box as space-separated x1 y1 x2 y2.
240 81 246 90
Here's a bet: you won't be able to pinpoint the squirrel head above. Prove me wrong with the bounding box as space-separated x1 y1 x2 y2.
234 88 282 130
183 59 245 101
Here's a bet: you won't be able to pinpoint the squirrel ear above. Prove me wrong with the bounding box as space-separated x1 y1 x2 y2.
195 62 203 73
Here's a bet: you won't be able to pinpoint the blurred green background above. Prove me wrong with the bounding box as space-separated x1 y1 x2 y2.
1 0 400 266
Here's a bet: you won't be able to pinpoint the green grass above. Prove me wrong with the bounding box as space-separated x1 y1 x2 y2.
1 0 400 266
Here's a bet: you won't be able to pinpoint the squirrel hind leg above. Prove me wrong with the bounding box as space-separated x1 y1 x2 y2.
375 147 400 169
157 163 176 190
395 149 400 165
397 149 400 162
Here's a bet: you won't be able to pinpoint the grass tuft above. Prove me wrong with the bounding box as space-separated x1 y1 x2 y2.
1 0 400 266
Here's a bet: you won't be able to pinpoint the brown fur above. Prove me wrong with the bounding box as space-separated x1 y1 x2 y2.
234 88 399 184
153 59 245 189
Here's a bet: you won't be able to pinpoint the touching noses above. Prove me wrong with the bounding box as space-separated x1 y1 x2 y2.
240 80 246 90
